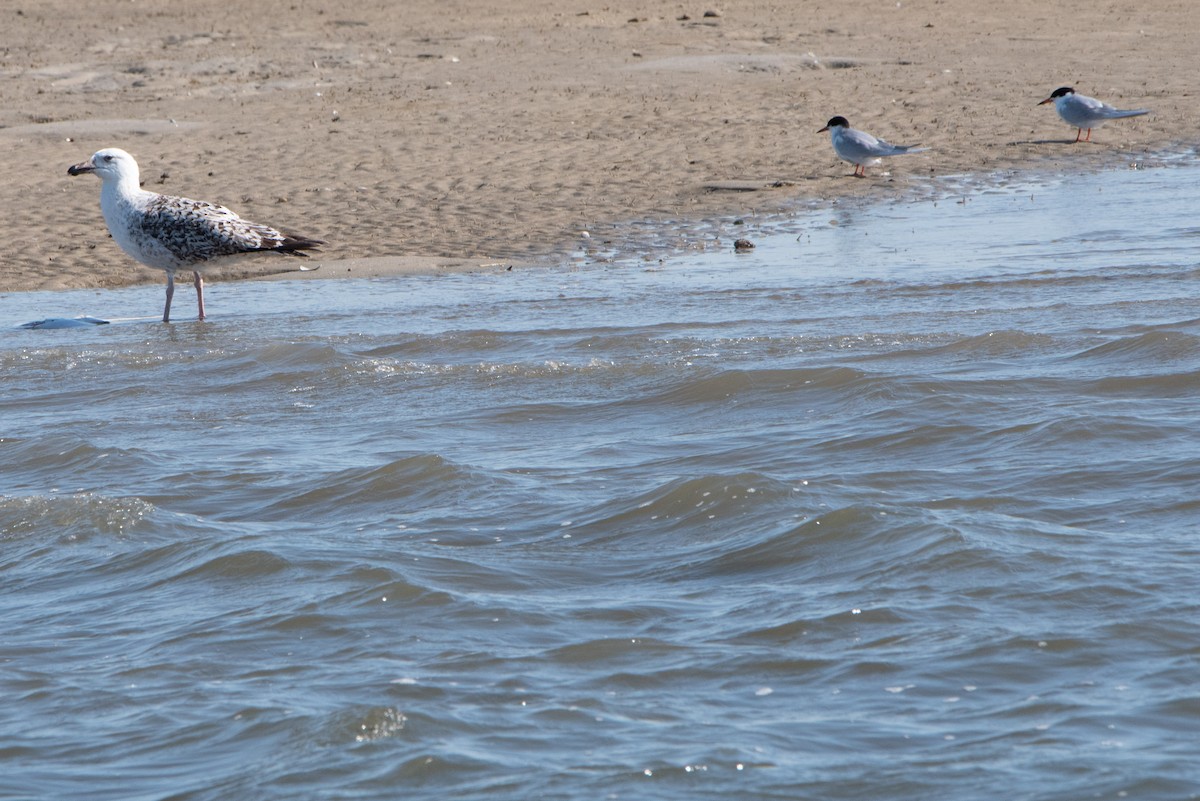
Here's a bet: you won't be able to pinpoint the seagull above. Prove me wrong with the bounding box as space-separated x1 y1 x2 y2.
68 148 323 322
817 116 929 177
1037 87 1150 143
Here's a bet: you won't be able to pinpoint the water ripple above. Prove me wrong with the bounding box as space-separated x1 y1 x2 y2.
5 163 1200 801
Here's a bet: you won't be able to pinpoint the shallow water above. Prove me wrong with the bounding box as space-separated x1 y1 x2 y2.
4 163 1200 801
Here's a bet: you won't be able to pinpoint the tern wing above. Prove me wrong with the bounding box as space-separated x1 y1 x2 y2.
1098 105 1150 119
873 137 926 156
841 128 903 158
1075 94 1150 120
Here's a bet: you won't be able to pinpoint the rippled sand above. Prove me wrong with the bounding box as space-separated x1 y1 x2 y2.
2 0 1188 295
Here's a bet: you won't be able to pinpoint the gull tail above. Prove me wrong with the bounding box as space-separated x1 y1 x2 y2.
273 232 325 257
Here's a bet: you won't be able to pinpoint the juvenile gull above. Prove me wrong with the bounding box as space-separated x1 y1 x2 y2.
817 116 929 177
1037 87 1150 143
68 148 323 322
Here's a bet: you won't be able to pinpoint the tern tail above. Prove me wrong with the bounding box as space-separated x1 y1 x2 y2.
1107 108 1150 119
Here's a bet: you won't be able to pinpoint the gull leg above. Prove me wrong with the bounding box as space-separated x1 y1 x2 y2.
163 271 175 323
194 271 206 320
1083 128 1092 142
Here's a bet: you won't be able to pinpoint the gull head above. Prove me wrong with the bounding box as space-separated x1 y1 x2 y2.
68 148 140 183
818 116 850 134
1038 87 1074 106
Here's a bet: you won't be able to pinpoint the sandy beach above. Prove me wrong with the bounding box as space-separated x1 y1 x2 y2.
1 0 1191 293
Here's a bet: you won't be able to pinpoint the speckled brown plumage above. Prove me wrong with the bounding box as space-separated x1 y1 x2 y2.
69 147 323 322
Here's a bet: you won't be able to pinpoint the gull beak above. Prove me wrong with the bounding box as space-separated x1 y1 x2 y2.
1037 97 1054 106
67 159 95 176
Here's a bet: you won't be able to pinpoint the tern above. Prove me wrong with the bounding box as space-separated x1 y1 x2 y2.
817 116 929 177
1037 87 1150 143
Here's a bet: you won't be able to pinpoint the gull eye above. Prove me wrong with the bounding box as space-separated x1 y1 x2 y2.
102 154 114 162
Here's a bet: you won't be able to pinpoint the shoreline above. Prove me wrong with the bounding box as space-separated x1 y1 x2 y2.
6 145 1187 299
549 142 1193 273
185 145 1200 284
5 151 1191 328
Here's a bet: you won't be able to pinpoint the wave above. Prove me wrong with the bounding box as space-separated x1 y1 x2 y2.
1069 330 1200 364
0 491 154 542
236 453 509 523
615 365 882 411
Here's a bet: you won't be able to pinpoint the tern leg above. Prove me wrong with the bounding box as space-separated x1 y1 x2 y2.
163 271 175 323
193 271 206 321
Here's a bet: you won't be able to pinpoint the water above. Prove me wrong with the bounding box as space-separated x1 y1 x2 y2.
4 163 1200 801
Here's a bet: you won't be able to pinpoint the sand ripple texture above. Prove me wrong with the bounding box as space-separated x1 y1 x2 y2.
4 0 1190 292
3 165 1200 800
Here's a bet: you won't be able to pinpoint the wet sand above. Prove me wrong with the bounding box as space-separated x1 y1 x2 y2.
1 0 1191 293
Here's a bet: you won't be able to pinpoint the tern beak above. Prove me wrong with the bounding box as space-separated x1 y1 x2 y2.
67 159 95 176
817 125 830 133
1037 97 1054 106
